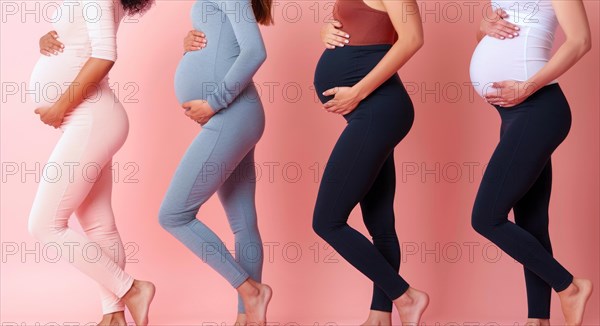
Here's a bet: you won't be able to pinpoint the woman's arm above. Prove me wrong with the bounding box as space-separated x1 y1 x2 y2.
48 59 114 116
36 0 119 127
526 0 591 91
485 0 591 107
350 0 423 100
322 0 423 114
204 0 267 113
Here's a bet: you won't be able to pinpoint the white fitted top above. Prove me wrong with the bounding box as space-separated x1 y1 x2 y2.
469 0 559 97
29 0 124 106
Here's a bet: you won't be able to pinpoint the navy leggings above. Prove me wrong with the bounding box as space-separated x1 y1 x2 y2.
312 45 414 312
472 83 574 318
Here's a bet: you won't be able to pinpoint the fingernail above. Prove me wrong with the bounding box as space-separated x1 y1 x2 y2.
514 33 519 36
508 35 513 38
500 37 505 39
345 34 350 38
345 39 349 43
515 27 520 30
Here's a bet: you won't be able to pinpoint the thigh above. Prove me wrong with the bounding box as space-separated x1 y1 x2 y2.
314 111 397 224
30 98 127 228
160 100 264 219
475 104 568 220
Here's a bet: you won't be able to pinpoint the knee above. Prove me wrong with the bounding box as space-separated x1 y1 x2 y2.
158 204 188 230
312 209 342 241
28 214 55 242
27 219 43 240
471 207 493 237
311 217 326 239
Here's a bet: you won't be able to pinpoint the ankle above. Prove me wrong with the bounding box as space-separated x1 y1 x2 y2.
525 318 549 326
394 290 415 307
237 280 259 299
122 280 139 301
558 282 577 298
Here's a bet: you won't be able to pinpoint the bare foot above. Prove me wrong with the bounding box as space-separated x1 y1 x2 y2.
524 318 550 326
234 313 247 326
122 279 155 326
97 311 128 326
238 279 272 326
393 287 429 326
558 278 593 325
361 310 392 326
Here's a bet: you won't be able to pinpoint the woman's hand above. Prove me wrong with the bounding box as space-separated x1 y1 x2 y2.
484 80 537 107
321 20 350 49
182 99 215 125
480 8 520 40
322 86 363 115
39 31 64 56
34 105 65 128
184 30 207 52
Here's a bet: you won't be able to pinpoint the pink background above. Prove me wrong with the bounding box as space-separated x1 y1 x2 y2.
1 0 598 324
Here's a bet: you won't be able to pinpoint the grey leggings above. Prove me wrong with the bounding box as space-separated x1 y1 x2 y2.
159 86 265 313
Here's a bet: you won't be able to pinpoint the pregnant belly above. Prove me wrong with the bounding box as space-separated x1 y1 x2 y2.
469 36 550 98
314 45 391 103
174 51 217 105
29 54 84 107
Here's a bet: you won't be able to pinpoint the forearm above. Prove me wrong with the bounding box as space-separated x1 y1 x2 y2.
527 39 591 92
353 37 423 100
54 58 114 114
206 50 266 112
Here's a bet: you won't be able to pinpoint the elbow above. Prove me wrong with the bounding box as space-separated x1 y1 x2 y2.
414 35 425 51
569 36 592 56
241 43 267 67
253 45 268 65
397 33 424 54
256 47 267 65
581 37 592 54
406 32 424 50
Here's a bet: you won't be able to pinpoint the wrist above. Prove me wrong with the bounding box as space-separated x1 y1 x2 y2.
351 84 369 101
53 98 70 115
206 96 222 113
523 78 542 96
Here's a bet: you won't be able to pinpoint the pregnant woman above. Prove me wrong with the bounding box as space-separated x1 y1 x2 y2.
312 0 428 324
158 0 272 324
28 0 155 325
470 0 593 324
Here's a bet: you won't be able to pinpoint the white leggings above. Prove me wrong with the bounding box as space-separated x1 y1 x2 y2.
28 88 134 314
